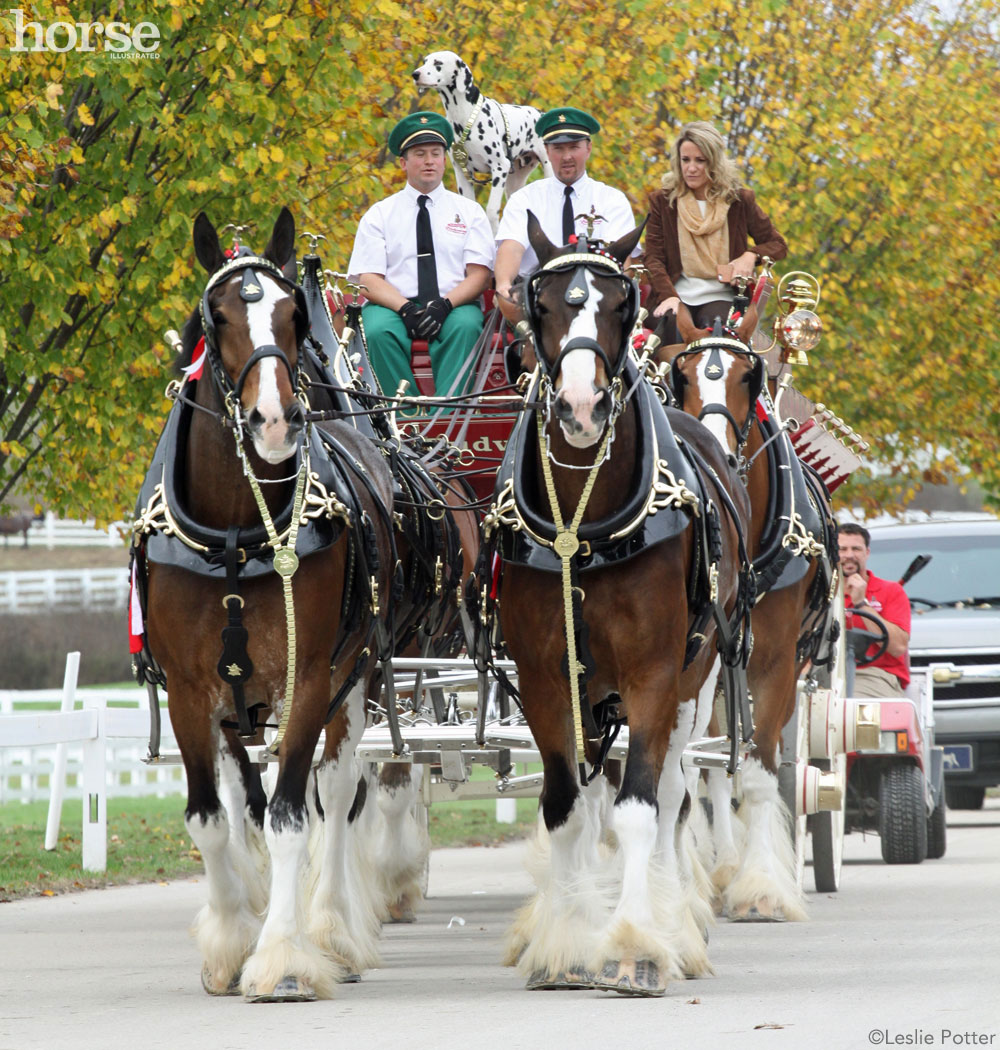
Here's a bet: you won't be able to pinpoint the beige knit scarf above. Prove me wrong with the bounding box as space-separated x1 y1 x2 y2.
677 193 731 280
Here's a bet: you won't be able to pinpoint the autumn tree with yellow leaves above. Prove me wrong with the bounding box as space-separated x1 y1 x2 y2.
2 0 998 522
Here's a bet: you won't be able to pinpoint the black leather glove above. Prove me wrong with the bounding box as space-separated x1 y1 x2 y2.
414 297 453 342
397 299 423 340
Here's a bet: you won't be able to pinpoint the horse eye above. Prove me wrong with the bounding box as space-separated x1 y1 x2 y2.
211 311 226 326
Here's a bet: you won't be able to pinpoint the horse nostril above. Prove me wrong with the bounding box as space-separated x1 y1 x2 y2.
285 400 304 432
553 394 573 422
594 388 611 421
247 408 265 431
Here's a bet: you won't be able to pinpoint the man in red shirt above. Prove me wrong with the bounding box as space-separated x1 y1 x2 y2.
838 522 911 698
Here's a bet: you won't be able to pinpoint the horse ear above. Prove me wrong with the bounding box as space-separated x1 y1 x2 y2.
193 212 225 274
607 217 646 266
527 210 557 266
265 206 297 279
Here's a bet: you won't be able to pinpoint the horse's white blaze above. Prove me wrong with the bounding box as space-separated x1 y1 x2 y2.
556 272 607 447
242 272 296 463
695 352 736 453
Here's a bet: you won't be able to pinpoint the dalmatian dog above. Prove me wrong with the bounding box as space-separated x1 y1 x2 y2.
412 50 553 233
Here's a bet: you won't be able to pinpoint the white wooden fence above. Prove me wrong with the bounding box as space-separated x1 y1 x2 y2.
0 653 183 871
19 514 129 549
0 567 130 613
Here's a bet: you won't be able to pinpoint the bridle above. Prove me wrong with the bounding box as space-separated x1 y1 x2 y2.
197 249 308 425
669 335 764 449
523 243 640 392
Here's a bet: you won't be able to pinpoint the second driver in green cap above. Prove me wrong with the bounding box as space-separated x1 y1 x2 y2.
494 106 639 324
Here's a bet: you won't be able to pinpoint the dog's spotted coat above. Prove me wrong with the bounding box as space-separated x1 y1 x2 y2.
412 50 553 233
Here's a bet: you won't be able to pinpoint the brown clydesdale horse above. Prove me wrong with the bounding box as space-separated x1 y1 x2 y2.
668 332 836 920
139 210 397 1000
493 216 751 995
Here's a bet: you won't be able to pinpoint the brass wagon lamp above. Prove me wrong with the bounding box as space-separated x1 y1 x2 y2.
773 271 823 365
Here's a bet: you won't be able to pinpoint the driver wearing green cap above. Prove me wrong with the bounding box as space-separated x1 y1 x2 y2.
348 112 495 404
494 106 638 323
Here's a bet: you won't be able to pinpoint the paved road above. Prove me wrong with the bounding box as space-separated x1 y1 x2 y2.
2 802 999 1050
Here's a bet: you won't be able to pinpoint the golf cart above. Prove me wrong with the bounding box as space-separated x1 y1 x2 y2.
841 557 947 864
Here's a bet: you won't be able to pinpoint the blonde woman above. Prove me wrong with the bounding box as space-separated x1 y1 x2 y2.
644 122 787 342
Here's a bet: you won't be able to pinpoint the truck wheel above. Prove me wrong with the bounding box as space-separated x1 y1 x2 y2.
926 794 947 860
878 763 928 864
945 784 985 810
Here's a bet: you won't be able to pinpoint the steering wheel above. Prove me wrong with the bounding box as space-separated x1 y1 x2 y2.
847 607 890 667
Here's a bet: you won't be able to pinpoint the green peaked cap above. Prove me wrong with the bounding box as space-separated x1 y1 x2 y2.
388 112 454 156
535 107 600 143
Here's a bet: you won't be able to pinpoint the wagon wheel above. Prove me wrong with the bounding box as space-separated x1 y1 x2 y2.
777 685 809 891
810 753 846 893
809 588 848 893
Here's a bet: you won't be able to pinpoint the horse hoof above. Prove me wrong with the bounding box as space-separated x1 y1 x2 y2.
729 903 785 923
245 976 317 1003
201 965 241 996
594 958 667 997
526 967 595 991
339 973 362 984
386 899 417 924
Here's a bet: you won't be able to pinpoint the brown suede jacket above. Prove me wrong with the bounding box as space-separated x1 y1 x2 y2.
643 187 788 303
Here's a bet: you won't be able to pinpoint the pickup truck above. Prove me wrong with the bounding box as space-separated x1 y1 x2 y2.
867 516 1000 809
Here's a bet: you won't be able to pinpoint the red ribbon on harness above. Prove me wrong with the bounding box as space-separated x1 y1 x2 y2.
490 551 501 601
128 560 144 654
183 336 206 382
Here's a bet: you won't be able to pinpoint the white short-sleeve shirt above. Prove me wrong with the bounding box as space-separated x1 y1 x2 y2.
495 173 639 276
348 182 495 299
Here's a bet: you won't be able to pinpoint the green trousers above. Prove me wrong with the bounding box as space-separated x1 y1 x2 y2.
362 303 482 405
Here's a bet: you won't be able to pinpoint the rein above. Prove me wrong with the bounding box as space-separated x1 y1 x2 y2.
524 243 640 784
536 412 612 784
194 252 312 750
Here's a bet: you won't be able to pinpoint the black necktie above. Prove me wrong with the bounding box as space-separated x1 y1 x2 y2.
562 185 574 244
416 194 439 302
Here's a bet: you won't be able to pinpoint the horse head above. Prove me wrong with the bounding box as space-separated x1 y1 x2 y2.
192 208 308 464
668 331 764 456
524 212 643 448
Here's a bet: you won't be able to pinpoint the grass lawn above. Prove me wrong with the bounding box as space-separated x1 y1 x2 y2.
0 796 202 901
0 780 538 902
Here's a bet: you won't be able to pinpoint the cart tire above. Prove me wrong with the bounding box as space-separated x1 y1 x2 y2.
416 801 431 897
777 691 809 892
878 763 928 864
926 795 947 860
810 758 845 892
944 784 985 810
